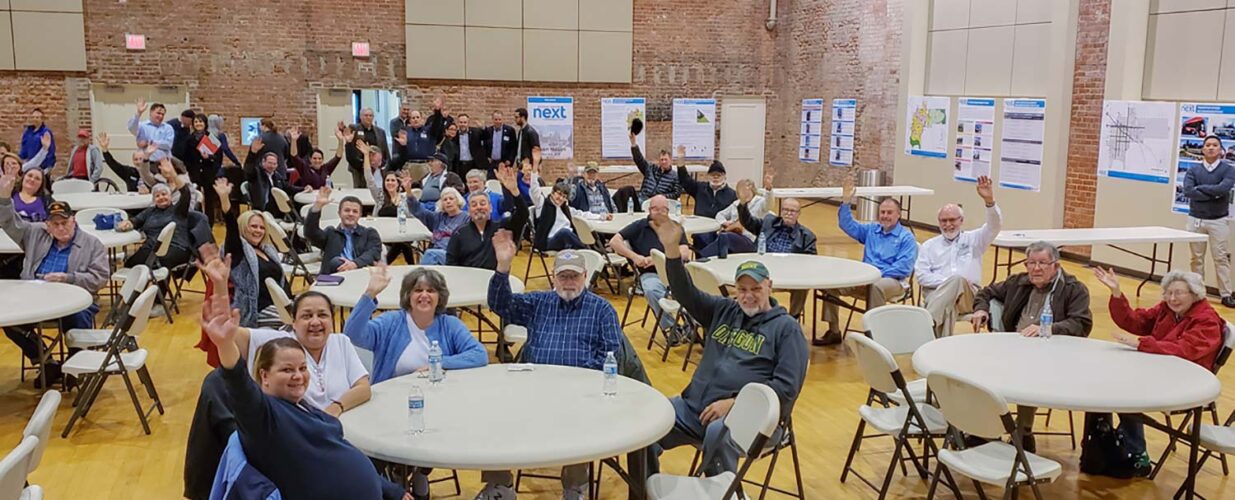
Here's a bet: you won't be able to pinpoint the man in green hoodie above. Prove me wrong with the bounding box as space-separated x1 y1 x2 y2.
647 213 810 477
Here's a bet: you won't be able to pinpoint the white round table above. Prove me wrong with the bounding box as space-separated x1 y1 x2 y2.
0 280 94 327
692 253 882 290
309 265 523 309
293 188 376 206
912 334 1220 413
586 212 720 236
53 192 153 211
0 226 142 254
340 364 675 470
309 217 431 244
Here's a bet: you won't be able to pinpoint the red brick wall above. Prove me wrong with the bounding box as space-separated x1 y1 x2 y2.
1062 0 1112 254
0 74 74 158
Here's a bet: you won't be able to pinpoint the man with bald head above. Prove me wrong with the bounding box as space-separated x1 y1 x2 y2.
915 176 1001 336
609 195 692 334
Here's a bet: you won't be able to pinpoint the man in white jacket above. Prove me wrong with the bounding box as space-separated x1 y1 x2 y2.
914 176 1001 336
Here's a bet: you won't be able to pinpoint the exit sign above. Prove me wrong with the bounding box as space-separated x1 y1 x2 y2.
352 42 370 58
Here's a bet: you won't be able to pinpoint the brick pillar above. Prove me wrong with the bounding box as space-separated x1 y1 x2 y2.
1062 0 1113 256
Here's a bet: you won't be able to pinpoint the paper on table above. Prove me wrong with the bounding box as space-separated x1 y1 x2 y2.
506 364 535 372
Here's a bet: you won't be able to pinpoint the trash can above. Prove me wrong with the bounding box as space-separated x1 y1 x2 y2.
856 169 885 221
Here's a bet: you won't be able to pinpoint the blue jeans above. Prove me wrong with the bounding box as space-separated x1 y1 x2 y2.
421 248 446 265
547 230 585 251
640 272 675 330
700 232 756 258
650 397 745 476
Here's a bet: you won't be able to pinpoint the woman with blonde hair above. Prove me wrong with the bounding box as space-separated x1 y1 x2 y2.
213 178 287 328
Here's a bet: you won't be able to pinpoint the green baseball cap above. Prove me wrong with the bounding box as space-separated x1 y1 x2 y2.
734 260 770 282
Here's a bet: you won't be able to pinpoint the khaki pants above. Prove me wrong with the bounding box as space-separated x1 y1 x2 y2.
922 276 977 337
404 161 430 186
1187 216 1232 297
823 278 905 334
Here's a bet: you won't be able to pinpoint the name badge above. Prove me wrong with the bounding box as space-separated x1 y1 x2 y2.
503 136 510 142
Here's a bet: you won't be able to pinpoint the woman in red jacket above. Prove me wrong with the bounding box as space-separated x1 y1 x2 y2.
1089 267 1226 476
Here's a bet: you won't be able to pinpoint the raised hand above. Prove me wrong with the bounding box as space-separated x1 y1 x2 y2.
158 158 176 180
334 126 346 143
40 131 52 149
249 136 264 154
399 174 414 194
763 172 774 190
432 96 443 111
196 254 233 289
495 162 519 192
289 126 301 142
1092 266 1122 296
203 308 241 348
365 262 391 298
649 212 684 258
841 170 856 204
213 178 232 197
531 146 542 168
492 229 517 269
976 175 995 204
395 130 407 147
314 185 333 208
0 173 17 198
136 97 148 115
97 133 110 151
737 182 754 204
675 145 686 159
356 138 369 152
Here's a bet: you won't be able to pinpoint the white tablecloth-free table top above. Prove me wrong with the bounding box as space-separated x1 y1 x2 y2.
992 226 1207 248
293 188 377 206
309 265 523 309
692 253 882 290
340 364 675 469
53 192 153 211
0 226 143 254
538 185 618 199
585 213 720 236
771 186 935 199
0 280 94 327
312 217 431 244
596 164 709 175
912 333 1221 413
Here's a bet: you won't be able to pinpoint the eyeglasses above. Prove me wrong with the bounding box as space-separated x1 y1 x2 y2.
1024 260 1057 269
1163 290 1193 298
938 217 962 224
781 208 800 214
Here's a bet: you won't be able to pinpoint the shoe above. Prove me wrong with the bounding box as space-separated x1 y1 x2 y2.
1131 451 1152 478
475 483 516 500
1222 296 1235 308
962 433 989 449
1020 434 1037 454
813 330 843 346
33 362 63 390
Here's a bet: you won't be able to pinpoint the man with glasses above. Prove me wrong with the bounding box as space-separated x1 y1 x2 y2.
971 240 1092 451
915 176 1000 336
734 196 817 321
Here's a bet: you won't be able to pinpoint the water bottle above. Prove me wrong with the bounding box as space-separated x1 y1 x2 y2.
325 177 333 189
1039 302 1053 339
757 233 767 255
428 340 444 383
397 201 408 234
628 197 636 213
407 386 425 434
602 351 618 397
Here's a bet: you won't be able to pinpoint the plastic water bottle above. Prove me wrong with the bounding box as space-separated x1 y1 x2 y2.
757 233 767 255
1039 302 1053 339
602 351 618 397
325 178 333 189
428 340 444 383
407 386 425 434
628 197 636 213
397 201 408 233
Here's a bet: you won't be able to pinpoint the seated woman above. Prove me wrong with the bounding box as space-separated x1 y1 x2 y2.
531 179 610 252
405 185 468 266
369 170 417 265
214 178 288 328
117 168 194 271
7 159 51 222
1089 267 1225 476
199 286 410 500
290 126 344 191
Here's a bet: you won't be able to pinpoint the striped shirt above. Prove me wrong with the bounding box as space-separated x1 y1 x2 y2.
487 272 622 370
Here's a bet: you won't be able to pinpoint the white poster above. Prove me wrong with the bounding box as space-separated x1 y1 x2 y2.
527 96 573 160
1098 100 1176 184
999 98 1046 191
1174 103 1235 214
829 98 857 167
954 98 995 182
601 97 646 159
672 98 716 160
904 96 950 158
800 98 824 163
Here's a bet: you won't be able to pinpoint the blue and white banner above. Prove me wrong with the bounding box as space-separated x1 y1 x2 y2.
954 98 995 183
528 96 573 160
601 97 645 159
800 98 824 163
672 99 716 160
1097 100 1175 185
829 98 857 167
999 99 1046 191
1174 102 1235 214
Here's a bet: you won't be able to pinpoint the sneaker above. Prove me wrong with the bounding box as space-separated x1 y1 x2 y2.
813 330 843 346
1222 296 1235 308
475 483 516 500
563 485 587 500
1131 451 1152 478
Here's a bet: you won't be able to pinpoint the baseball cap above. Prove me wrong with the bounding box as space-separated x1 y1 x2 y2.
707 161 726 175
47 201 74 220
734 260 770 283
76 129 90 138
431 152 449 164
554 251 587 276
584 161 600 173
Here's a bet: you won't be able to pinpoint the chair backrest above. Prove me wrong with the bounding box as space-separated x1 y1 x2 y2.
265 278 294 325
989 298 1005 331
863 305 936 355
485 179 502 194
927 370 1012 439
354 347 374 373
1214 321 1235 373
125 287 160 339
51 178 93 194
119 265 151 306
74 207 126 228
155 222 177 258
845 333 902 394
574 249 604 286
22 485 41 500
21 391 59 474
650 249 670 285
570 214 598 246
270 187 293 214
723 383 781 454
240 181 250 197
685 261 724 296
0 436 38 500
94 178 120 193
265 214 292 254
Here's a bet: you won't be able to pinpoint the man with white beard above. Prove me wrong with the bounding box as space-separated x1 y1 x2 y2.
484 236 622 500
914 175 1001 336
647 214 808 478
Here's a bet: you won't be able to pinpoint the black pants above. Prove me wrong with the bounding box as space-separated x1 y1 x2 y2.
613 186 642 213
127 243 194 297
455 159 481 180
385 244 417 265
547 230 586 251
350 167 367 189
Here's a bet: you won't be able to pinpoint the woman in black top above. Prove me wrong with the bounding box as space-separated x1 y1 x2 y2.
185 115 222 224
214 178 287 328
366 170 416 264
198 266 409 500
117 166 194 270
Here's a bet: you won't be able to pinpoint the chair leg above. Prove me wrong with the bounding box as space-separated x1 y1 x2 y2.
688 448 702 476
926 461 944 499
1150 412 1185 479
62 372 109 437
877 437 907 499
136 366 164 414
840 419 866 483
757 446 781 500
120 370 152 435
1209 404 1230 475
1067 411 1077 450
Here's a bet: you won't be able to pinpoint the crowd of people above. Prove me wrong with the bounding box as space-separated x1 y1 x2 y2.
5 94 1231 499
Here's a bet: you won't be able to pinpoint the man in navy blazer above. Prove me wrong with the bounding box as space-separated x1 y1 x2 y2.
480 111 517 176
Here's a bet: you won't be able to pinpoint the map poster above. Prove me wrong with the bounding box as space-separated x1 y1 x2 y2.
800 98 824 163
527 96 573 160
672 98 716 160
1173 103 1235 214
1097 100 1176 184
954 98 995 182
601 98 645 159
999 99 1046 191
829 98 857 167
904 96 950 158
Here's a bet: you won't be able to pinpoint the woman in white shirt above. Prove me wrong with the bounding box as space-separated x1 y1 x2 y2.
701 179 767 257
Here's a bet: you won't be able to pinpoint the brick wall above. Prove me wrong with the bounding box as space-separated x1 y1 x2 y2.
1062 0 1112 255
0 74 75 158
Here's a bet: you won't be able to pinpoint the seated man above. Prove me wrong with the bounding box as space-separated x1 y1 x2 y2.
735 196 817 318
0 187 108 386
675 146 735 247
445 163 527 270
570 162 615 215
915 175 1001 336
649 214 808 476
417 152 450 211
244 151 293 217
702 178 769 258
608 195 692 334
531 180 611 252
305 190 382 275
825 176 918 344
971 241 1092 452
486 238 623 500
464 168 503 222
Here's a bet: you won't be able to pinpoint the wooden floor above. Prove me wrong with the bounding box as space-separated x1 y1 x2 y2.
3 202 1234 499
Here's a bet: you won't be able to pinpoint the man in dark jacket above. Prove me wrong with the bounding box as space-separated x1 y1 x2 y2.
1182 134 1235 307
648 214 808 477
305 191 382 275
512 107 540 166
570 162 616 215
446 163 528 270
737 197 818 317
631 132 681 204
453 113 487 178
480 111 517 176
676 147 735 248
244 151 293 217
345 108 389 188
972 240 1092 451
171 109 195 162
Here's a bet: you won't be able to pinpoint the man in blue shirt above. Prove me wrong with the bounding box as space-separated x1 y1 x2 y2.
821 175 918 344
127 98 175 163
486 238 622 500
19 108 55 171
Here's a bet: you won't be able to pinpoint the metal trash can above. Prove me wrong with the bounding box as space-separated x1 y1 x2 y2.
856 169 885 221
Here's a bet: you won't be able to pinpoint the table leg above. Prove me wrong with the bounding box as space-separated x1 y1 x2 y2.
1137 243 1159 298
626 447 649 500
1177 407 1204 500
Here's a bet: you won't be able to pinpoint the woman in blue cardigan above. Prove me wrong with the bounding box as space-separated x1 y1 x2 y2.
343 263 488 384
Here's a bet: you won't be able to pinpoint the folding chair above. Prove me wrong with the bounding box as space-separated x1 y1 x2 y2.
0 436 40 500
574 249 606 292
51 178 93 194
68 265 150 349
646 383 781 499
647 250 688 360
61 287 165 437
1150 321 1235 478
1191 407 1235 498
21 390 60 475
687 416 806 499
269 212 318 287
681 262 724 371
572 214 629 294
93 178 120 193
265 277 295 326
863 305 936 406
523 245 556 285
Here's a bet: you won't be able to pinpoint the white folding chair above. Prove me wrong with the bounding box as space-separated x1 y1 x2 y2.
112 223 177 322
264 277 294 326
572 214 628 294
485 179 502 194
270 187 298 222
1154 321 1235 479
0 436 39 500
61 287 165 437
679 263 723 371
573 249 605 290
51 178 94 194
646 250 685 359
925 370 1063 499
863 305 935 406
269 213 318 287
70 265 150 347
646 383 780 500
299 202 339 223
21 390 60 475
